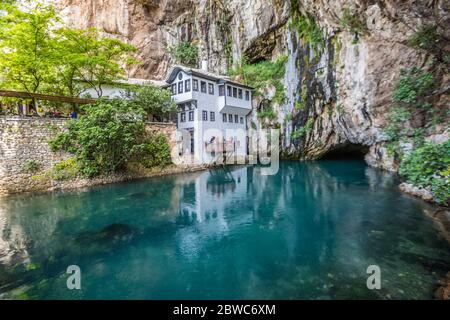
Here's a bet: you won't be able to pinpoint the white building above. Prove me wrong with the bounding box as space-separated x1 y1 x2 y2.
164 65 253 165
80 65 254 166
82 78 163 98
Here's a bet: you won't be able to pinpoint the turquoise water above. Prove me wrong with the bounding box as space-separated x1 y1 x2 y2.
0 160 449 300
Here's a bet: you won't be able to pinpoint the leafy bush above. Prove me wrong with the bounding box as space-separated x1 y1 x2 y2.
136 134 172 168
50 158 78 181
340 7 368 37
49 99 172 177
169 41 198 67
258 108 277 121
385 67 436 156
399 141 450 204
393 67 435 105
408 25 439 52
122 84 177 117
23 160 40 173
230 56 287 104
290 12 325 55
291 119 314 140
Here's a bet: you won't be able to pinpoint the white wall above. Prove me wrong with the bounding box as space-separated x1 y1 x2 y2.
171 71 251 164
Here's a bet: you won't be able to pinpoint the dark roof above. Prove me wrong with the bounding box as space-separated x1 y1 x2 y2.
165 65 254 90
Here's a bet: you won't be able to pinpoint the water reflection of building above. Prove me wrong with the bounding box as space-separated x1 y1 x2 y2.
177 166 247 224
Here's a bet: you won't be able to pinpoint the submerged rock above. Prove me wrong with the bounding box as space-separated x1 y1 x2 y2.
435 272 450 300
76 223 137 246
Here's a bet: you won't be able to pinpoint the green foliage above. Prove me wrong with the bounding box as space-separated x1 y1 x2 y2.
407 25 449 65
290 12 325 55
399 141 450 204
229 55 287 104
385 67 436 156
0 3 58 94
136 134 172 168
393 67 435 105
169 41 198 67
23 160 40 173
50 158 78 181
386 66 448 204
291 118 314 140
258 107 277 121
407 25 439 52
53 27 138 97
340 7 368 37
122 84 177 117
49 99 172 177
0 2 137 98
444 54 450 65
294 101 304 111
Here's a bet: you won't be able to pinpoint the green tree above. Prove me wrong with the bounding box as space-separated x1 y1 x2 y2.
0 2 58 101
123 84 177 118
169 41 198 67
54 28 137 98
49 99 172 177
0 2 138 101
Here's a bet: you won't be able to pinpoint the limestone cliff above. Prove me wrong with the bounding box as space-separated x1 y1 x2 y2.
55 0 450 171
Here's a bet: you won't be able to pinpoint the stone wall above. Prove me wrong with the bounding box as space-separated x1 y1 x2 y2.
0 117 69 195
0 117 177 195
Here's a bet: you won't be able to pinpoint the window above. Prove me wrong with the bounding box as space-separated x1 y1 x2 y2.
171 84 176 95
238 89 243 99
192 100 197 108
233 87 237 98
201 81 207 93
227 86 232 97
186 101 191 110
208 83 214 95
219 85 225 96
178 73 183 80
185 79 191 92
193 79 199 91
228 114 233 123
180 112 186 122
234 115 239 123
202 110 208 121
179 103 185 112
189 111 194 121
245 90 250 101
178 82 183 94
210 112 215 122
223 113 227 122
240 117 244 124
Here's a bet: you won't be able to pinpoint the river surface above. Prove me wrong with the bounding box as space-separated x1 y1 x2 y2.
0 160 449 299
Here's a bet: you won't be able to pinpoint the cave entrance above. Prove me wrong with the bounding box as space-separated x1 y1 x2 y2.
319 143 369 160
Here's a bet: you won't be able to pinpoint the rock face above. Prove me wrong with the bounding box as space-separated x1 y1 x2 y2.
54 0 450 171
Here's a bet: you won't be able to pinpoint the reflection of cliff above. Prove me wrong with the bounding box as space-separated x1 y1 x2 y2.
0 206 29 267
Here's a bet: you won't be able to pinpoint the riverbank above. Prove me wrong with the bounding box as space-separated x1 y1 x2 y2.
0 116 178 196
0 163 209 197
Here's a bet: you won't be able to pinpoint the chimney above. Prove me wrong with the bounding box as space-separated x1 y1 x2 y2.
201 60 208 71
